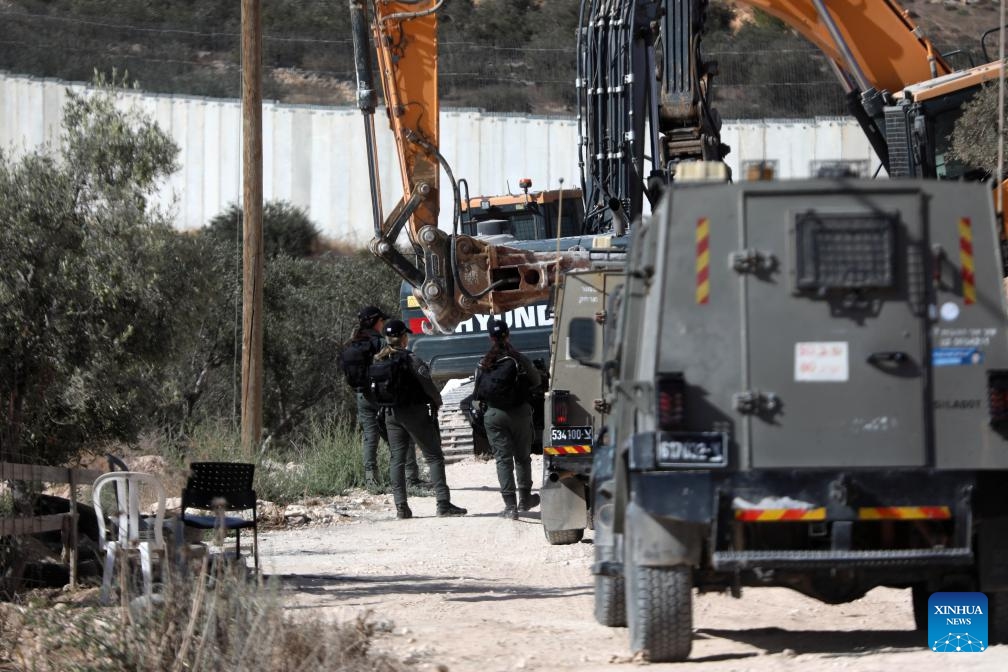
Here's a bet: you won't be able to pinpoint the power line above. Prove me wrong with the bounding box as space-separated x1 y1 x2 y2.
0 40 572 85
0 9 574 53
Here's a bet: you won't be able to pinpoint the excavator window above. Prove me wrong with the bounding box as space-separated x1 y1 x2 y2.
932 109 975 181
461 196 584 240
510 213 541 240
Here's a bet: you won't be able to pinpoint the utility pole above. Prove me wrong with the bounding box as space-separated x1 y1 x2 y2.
241 0 263 459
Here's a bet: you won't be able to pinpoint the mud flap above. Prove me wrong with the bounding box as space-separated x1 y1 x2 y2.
625 501 702 567
541 476 588 532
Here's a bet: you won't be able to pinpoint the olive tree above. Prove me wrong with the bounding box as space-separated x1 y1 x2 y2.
950 84 1008 177
0 79 180 463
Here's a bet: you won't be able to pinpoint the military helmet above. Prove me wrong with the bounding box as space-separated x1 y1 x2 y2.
489 319 510 339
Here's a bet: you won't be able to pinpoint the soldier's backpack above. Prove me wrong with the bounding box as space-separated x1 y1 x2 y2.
338 337 379 392
475 356 522 408
368 351 416 407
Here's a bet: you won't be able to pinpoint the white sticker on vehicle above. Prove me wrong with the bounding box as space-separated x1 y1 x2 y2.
795 342 849 382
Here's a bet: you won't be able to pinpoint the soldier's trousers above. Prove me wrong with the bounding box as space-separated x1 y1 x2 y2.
384 404 450 506
356 393 419 481
484 404 534 498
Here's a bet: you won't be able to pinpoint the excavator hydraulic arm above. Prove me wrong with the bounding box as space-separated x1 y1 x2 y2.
349 0 590 334
743 0 950 94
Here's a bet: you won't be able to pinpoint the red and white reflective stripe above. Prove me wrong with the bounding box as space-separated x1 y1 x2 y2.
733 508 826 522
544 445 591 455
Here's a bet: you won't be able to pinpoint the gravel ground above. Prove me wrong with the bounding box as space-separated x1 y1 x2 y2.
258 455 1008 671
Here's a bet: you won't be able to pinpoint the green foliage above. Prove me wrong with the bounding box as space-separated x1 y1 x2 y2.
166 416 384 505
172 237 401 449
261 255 347 442
949 83 1007 176
0 76 403 463
259 250 400 443
63 71 179 196
0 78 184 463
204 201 320 259
255 418 385 505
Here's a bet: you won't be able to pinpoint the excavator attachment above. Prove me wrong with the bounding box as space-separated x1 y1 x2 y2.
349 0 590 333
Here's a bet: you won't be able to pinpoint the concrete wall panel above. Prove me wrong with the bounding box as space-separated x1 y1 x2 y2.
2 73 880 244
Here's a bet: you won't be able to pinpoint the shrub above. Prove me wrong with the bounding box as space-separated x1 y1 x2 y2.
0 561 413 672
204 201 321 259
157 416 385 506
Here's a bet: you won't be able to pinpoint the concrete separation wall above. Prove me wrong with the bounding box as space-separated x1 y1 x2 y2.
1 72 883 243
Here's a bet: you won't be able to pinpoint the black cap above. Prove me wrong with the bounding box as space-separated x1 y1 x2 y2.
489 319 510 338
358 305 389 325
384 319 413 337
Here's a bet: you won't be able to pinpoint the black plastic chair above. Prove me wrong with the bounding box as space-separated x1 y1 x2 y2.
180 462 258 571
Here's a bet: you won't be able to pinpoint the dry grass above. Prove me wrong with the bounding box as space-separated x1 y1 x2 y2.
0 556 413 672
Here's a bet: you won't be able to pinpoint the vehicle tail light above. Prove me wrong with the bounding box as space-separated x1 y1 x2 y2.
656 373 686 431
552 390 570 425
988 371 1008 426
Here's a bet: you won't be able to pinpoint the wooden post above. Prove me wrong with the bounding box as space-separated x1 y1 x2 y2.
68 468 78 589
241 0 264 459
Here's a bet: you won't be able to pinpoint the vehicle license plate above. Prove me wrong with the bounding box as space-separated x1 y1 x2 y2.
655 432 727 467
550 425 593 444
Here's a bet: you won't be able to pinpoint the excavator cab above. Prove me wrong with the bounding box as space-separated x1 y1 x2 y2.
885 74 993 182
459 186 585 241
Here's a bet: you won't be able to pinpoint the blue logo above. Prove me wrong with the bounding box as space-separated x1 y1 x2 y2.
932 347 983 367
928 592 988 652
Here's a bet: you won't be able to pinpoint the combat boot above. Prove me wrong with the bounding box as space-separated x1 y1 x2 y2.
364 469 379 493
518 489 540 512
500 493 519 520
396 503 413 520
436 501 468 517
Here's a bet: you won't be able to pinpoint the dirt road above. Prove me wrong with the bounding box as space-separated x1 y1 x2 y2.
260 456 1007 671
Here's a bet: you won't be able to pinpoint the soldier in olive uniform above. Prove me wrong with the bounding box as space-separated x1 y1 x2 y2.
345 306 425 491
373 319 467 519
474 320 542 520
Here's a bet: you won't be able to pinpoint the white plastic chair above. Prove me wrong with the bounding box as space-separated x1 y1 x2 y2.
92 471 166 604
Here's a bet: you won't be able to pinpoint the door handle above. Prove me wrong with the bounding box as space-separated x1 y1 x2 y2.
867 351 909 366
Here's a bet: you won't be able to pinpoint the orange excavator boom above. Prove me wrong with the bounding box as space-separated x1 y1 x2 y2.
349 0 590 334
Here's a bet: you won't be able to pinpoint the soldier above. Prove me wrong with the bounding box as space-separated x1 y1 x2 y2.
340 306 426 492
369 319 467 519
474 320 542 520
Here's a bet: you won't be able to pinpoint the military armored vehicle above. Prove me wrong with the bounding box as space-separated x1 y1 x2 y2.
585 174 1008 661
541 257 627 544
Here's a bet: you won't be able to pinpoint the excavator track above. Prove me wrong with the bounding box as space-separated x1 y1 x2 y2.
437 378 493 463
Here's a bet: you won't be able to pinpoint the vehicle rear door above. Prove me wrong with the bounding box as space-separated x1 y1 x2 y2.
742 185 929 468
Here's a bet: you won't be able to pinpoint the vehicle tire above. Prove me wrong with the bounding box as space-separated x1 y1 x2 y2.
911 584 929 631
594 573 626 627
626 561 692 662
990 591 1008 644
544 528 584 545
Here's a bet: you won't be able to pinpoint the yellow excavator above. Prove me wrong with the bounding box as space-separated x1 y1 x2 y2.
350 0 1006 338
